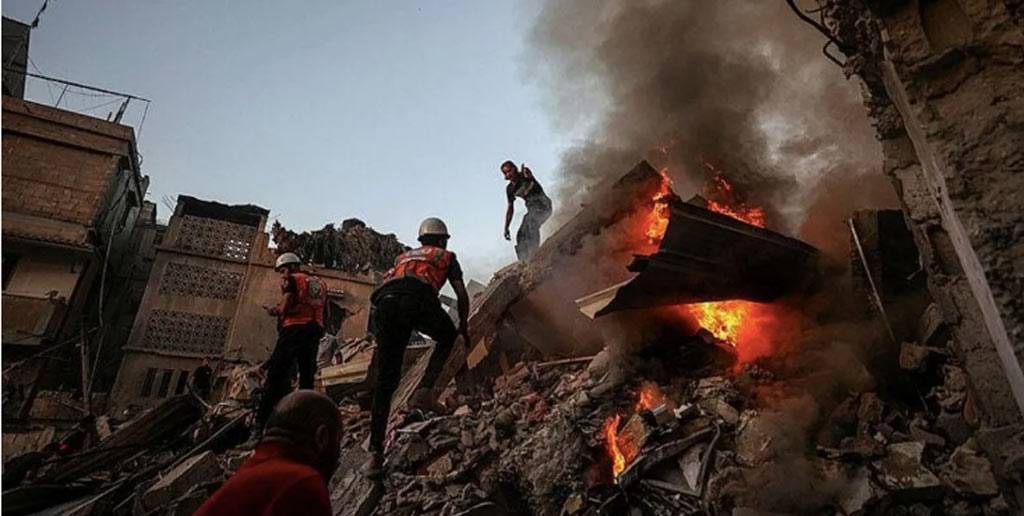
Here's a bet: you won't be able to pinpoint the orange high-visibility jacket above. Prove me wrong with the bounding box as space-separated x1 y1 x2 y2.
282 272 326 328
382 246 454 292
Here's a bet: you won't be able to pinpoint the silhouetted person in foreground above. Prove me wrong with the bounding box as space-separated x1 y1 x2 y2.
195 390 341 516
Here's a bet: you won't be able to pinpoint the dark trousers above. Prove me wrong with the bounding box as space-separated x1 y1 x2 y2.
516 196 552 261
368 292 457 454
257 322 322 425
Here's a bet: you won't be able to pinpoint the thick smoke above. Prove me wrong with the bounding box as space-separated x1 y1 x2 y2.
525 1 900 511
526 0 893 239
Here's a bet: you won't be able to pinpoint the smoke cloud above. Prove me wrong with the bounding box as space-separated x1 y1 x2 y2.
524 2 903 511
526 0 892 239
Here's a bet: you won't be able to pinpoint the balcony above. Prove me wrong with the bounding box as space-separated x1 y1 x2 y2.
1 293 67 346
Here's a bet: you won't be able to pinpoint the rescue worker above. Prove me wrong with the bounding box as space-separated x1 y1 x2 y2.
258 252 326 428
365 217 470 477
195 390 341 516
501 160 552 261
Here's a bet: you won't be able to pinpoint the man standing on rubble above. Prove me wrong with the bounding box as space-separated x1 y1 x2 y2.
258 252 326 428
365 217 470 477
501 160 552 261
195 390 340 516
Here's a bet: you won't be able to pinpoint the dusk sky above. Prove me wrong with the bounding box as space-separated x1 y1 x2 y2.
4 0 568 282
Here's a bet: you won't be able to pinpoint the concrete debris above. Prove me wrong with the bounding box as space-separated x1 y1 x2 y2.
735 413 773 466
909 426 947 449
936 411 974 448
942 445 999 498
271 218 407 274
5 158 1017 515
899 341 931 372
836 466 877 516
873 442 942 502
707 398 740 426
916 303 949 348
142 450 223 510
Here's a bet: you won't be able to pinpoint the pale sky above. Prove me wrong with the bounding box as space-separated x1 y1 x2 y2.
4 0 567 282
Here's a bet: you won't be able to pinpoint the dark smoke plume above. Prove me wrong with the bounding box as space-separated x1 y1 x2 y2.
526 0 894 242
525 2 900 511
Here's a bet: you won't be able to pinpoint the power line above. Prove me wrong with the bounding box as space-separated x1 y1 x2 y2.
30 0 52 29
3 68 151 102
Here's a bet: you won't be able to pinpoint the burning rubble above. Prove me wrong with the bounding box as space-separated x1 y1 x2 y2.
319 161 1009 515
0 160 1011 515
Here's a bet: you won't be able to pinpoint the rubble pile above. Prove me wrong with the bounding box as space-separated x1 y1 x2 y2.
1 395 252 515
271 218 408 274
326 305 1010 515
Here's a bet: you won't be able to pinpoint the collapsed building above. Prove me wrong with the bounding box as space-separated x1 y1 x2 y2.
1 90 155 441
3 2 1023 515
5 157 1018 515
109 196 383 413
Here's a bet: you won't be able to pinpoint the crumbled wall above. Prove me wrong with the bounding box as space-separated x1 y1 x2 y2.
821 0 1024 425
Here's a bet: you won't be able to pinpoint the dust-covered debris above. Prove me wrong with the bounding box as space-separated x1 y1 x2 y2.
271 218 408 274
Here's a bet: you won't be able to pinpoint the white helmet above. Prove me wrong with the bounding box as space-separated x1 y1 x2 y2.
275 252 301 270
418 217 450 239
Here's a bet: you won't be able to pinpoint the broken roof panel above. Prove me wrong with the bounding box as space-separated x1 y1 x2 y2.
577 200 819 318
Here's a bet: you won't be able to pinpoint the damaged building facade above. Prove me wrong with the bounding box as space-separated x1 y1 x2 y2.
110 195 378 412
816 0 1024 478
2 93 152 424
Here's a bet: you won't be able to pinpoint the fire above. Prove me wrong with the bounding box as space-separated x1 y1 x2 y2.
603 414 627 479
707 198 766 227
690 173 766 349
686 300 751 344
644 169 673 244
604 383 667 481
635 381 665 411
641 167 769 355
703 163 766 228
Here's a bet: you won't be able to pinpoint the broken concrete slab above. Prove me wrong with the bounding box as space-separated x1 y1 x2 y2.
44 395 201 483
142 450 223 510
935 411 973 447
899 342 931 371
578 199 820 317
872 441 942 502
735 412 773 466
941 445 999 498
856 392 885 435
836 466 878 516
706 398 740 426
916 303 949 348
909 426 946 449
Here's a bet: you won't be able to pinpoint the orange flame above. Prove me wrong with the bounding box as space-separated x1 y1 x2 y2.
644 169 673 245
685 300 751 344
688 173 767 349
603 414 626 480
707 198 766 227
640 168 771 357
703 163 766 228
635 381 666 411
603 382 672 480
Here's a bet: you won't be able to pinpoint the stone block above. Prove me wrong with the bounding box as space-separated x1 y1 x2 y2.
872 441 942 502
142 451 223 510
